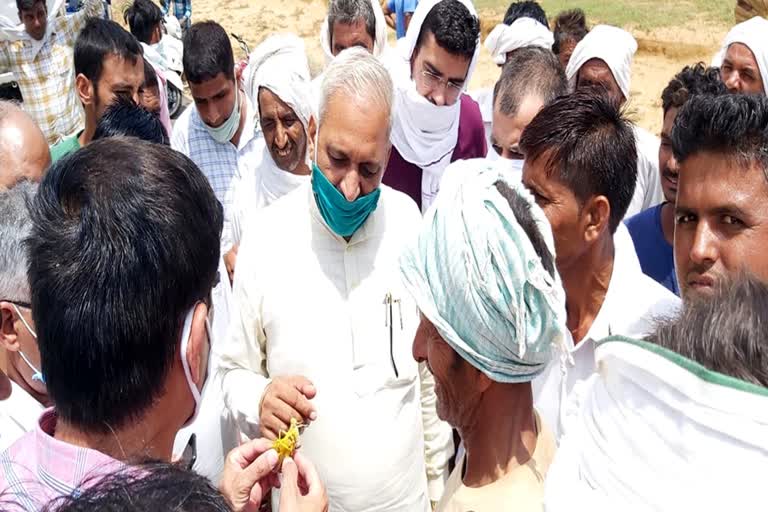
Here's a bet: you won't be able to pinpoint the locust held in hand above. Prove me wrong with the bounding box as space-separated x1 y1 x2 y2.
272 417 303 464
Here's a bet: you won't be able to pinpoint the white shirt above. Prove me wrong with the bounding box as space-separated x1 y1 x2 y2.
218 184 453 510
0 380 43 451
625 125 664 218
533 224 680 439
171 95 264 251
469 87 494 154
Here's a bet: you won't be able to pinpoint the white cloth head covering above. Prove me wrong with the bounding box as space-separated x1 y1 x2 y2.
0 0 65 58
711 16 768 94
237 33 313 233
400 159 567 382
387 0 481 213
319 0 388 64
484 18 554 66
565 24 637 100
545 337 768 511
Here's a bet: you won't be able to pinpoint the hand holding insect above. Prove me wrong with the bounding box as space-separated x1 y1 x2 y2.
219 438 280 512
259 375 317 440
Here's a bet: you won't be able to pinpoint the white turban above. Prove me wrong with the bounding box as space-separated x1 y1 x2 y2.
565 24 637 100
545 337 768 511
711 16 768 94
484 18 554 66
400 159 567 383
319 0 388 64
386 0 481 213
243 33 313 131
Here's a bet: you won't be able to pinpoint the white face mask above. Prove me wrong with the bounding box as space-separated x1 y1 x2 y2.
179 305 211 426
11 303 45 384
201 85 242 144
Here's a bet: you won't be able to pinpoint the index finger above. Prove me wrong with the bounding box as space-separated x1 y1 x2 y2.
293 452 324 496
278 385 316 421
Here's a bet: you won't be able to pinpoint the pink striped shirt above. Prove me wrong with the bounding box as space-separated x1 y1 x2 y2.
0 409 122 511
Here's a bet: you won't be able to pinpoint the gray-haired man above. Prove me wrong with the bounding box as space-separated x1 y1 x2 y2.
219 48 453 511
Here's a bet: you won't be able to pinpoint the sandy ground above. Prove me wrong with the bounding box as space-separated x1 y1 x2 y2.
119 0 732 136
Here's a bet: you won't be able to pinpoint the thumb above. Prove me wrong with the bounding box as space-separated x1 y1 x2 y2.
240 448 279 487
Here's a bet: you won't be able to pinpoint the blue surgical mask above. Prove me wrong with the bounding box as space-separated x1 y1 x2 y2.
312 162 381 238
201 85 242 144
11 303 44 384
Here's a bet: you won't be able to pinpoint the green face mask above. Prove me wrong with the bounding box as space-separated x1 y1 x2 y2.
311 162 381 238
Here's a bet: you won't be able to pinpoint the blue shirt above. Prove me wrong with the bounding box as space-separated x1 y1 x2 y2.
625 203 679 295
387 0 418 39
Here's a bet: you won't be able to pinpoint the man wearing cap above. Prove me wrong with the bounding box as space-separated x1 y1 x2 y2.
566 24 663 218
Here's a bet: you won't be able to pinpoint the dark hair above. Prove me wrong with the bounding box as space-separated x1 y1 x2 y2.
43 463 230 512
26 138 222 433
183 21 235 84
647 273 768 387
143 58 158 89
16 0 45 11
93 96 169 145
416 0 479 61
327 0 376 45
552 9 588 55
503 1 548 28
74 18 143 86
493 46 567 116
661 62 727 114
520 89 637 233
494 181 555 278
123 0 163 44
671 94 768 175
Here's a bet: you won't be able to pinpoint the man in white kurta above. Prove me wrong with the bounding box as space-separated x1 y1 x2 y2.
218 48 452 511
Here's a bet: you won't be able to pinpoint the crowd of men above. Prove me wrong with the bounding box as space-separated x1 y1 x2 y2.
0 0 766 510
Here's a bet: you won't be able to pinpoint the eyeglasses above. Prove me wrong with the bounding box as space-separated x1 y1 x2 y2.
2 300 31 309
419 69 464 103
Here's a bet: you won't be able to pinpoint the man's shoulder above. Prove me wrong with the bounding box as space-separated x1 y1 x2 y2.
625 205 661 239
50 135 80 163
380 184 421 222
620 270 681 323
459 93 484 128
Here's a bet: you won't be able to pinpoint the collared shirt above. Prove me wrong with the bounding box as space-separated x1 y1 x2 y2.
50 130 82 163
624 125 664 218
171 95 262 250
0 409 122 511
625 203 679 295
218 183 453 510
533 224 681 439
0 0 102 145
0 381 43 452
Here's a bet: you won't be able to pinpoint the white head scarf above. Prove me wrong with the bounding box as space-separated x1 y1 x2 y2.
400 159 567 382
241 34 313 207
0 0 65 57
319 0 388 64
565 24 637 100
545 337 768 512
387 0 480 213
484 17 554 66
711 16 768 94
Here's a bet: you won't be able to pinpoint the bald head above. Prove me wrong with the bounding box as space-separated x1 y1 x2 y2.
0 102 50 190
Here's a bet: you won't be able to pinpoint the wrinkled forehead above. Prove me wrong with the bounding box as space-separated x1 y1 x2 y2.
725 42 760 69
257 86 301 119
578 58 616 83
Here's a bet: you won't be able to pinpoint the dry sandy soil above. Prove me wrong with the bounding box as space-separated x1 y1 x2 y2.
116 0 732 135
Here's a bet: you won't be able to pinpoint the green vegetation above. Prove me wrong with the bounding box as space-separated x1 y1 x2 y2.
475 0 733 31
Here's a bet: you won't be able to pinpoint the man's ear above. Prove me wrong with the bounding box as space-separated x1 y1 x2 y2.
185 302 209 389
582 195 611 244
75 74 94 106
0 302 20 352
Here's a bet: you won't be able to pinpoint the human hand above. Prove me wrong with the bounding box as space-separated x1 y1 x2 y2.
224 244 238 284
259 376 317 440
220 438 281 512
278 454 328 512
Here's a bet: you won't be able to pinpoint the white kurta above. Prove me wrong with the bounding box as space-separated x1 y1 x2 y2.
625 125 663 219
533 224 680 439
218 184 453 510
469 87 493 155
0 380 43 451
